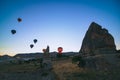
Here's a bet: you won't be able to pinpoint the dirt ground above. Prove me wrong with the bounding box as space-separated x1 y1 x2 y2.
0 55 120 80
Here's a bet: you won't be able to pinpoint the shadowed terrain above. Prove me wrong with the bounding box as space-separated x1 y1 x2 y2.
0 55 120 80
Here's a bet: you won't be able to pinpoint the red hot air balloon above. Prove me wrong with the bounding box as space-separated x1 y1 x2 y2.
58 47 63 54
42 49 46 53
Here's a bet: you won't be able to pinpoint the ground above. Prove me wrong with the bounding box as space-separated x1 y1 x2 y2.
0 54 120 80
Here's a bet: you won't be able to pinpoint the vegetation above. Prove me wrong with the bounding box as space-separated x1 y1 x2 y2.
53 57 120 80
116 54 120 58
72 56 86 67
0 57 120 80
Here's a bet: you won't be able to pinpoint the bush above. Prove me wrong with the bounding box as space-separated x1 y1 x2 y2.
57 54 62 58
39 58 43 63
72 56 82 63
72 56 86 67
41 72 49 76
116 54 120 58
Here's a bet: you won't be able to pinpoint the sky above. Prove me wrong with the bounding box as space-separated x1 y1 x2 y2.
0 0 120 56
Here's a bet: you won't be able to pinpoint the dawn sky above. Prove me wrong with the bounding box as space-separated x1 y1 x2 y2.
0 0 120 56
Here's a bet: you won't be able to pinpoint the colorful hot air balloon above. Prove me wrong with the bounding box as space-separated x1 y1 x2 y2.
17 18 22 22
30 44 34 48
58 47 63 54
33 39 37 44
11 29 16 34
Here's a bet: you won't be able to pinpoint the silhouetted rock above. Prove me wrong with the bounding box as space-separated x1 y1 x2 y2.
84 55 113 70
80 22 116 56
116 50 120 53
46 45 50 54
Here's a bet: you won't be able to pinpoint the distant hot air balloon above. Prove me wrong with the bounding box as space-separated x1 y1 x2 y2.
42 49 46 53
17 18 22 22
30 44 34 48
33 39 37 44
11 29 16 34
58 47 63 54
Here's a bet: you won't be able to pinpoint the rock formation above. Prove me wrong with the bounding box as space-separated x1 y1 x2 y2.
80 22 116 55
43 45 52 70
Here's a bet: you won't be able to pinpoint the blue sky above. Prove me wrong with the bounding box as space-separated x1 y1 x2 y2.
0 0 120 56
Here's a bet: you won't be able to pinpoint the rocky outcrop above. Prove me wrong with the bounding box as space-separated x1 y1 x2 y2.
80 22 116 55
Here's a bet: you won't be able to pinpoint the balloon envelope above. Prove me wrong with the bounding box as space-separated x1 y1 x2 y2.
58 47 63 53
17 18 22 22
11 30 16 34
33 39 37 44
30 44 34 48
42 49 46 53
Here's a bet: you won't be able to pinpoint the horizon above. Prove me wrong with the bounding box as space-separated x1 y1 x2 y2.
0 51 79 57
0 0 120 56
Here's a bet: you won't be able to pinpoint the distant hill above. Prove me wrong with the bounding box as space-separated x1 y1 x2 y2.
0 55 12 60
0 52 79 62
13 52 79 59
0 55 16 62
14 52 43 59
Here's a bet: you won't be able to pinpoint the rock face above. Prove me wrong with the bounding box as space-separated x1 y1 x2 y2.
80 22 116 55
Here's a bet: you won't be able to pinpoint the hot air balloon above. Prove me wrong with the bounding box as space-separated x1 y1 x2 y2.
30 44 34 48
42 49 46 53
58 47 63 54
11 29 16 34
33 39 37 44
17 18 22 22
